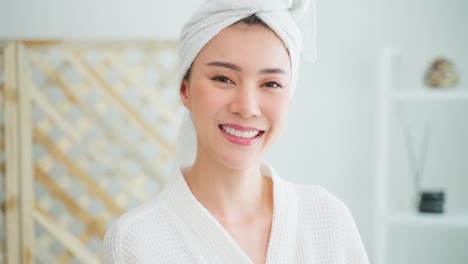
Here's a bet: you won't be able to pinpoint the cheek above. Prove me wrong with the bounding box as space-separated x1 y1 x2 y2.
191 87 227 116
265 96 291 127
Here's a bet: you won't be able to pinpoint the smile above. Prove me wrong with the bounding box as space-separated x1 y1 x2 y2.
220 125 260 138
218 124 264 146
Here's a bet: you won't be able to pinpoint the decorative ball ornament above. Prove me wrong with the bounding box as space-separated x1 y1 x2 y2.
424 58 459 88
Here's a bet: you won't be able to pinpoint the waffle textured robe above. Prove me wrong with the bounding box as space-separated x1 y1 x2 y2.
103 164 369 263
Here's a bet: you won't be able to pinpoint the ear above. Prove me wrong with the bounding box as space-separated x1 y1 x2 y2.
179 79 191 111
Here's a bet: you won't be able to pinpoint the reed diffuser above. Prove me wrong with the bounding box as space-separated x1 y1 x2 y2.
402 122 444 213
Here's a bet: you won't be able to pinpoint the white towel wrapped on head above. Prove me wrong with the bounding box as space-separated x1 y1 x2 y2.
174 0 316 169
178 0 316 93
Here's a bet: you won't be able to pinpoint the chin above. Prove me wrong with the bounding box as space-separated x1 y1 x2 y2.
217 152 262 172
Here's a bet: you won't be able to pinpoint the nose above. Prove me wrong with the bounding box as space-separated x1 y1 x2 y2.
229 83 261 119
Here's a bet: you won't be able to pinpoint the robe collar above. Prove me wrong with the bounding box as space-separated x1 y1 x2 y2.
161 162 299 263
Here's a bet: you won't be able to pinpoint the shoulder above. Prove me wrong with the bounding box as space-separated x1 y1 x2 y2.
289 182 357 234
293 183 352 218
289 182 370 263
104 193 168 235
102 192 176 263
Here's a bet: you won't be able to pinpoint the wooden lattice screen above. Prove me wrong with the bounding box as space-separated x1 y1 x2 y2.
0 42 32 264
0 42 6 264
0 41 182 263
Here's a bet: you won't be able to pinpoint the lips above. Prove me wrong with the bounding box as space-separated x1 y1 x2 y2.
218 124 264 145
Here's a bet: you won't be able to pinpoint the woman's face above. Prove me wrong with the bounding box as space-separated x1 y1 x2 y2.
180 23 292 171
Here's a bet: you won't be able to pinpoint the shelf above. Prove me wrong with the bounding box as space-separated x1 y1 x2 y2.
391 89 468 102
375 49 468 264
386 211 468 228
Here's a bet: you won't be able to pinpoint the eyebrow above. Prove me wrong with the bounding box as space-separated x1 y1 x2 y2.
206 61 288 75
206 61 241 72
259 68 288 75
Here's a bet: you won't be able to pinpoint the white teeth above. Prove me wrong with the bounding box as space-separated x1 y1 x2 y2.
221 125 260 139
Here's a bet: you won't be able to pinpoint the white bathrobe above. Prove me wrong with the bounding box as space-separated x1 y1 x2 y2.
102 164 369 263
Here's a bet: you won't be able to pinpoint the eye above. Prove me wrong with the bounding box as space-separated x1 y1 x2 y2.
211 75 233 84
262 81 282 88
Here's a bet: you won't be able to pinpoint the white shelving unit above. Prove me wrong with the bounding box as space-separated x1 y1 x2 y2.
392 90 468 102
374 49 468 264
386 211 468 228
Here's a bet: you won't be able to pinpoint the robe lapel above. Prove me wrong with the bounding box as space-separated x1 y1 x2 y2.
161 163 298 264
162 171 253 263
264 165 299 264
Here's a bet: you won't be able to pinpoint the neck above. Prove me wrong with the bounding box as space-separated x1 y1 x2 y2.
183 152 272 224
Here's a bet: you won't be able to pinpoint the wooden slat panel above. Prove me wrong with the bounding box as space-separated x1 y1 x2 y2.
94 50 178 126
24 41 180 262
57 250 74 264
30 86 114 174
17 42 35 264
22 40 61 47
34 206 99 264
29 53 166 183
0 41 6 264
3 42 20 264
30 83 164 196
64 51 173 155
35 165 106 238
33 128 124 216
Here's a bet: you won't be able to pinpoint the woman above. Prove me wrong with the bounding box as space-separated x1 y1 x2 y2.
103 0 369 263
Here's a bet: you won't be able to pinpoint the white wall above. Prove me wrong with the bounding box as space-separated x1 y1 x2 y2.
0 0 203 39
2 0 467 263
269 0 468 262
